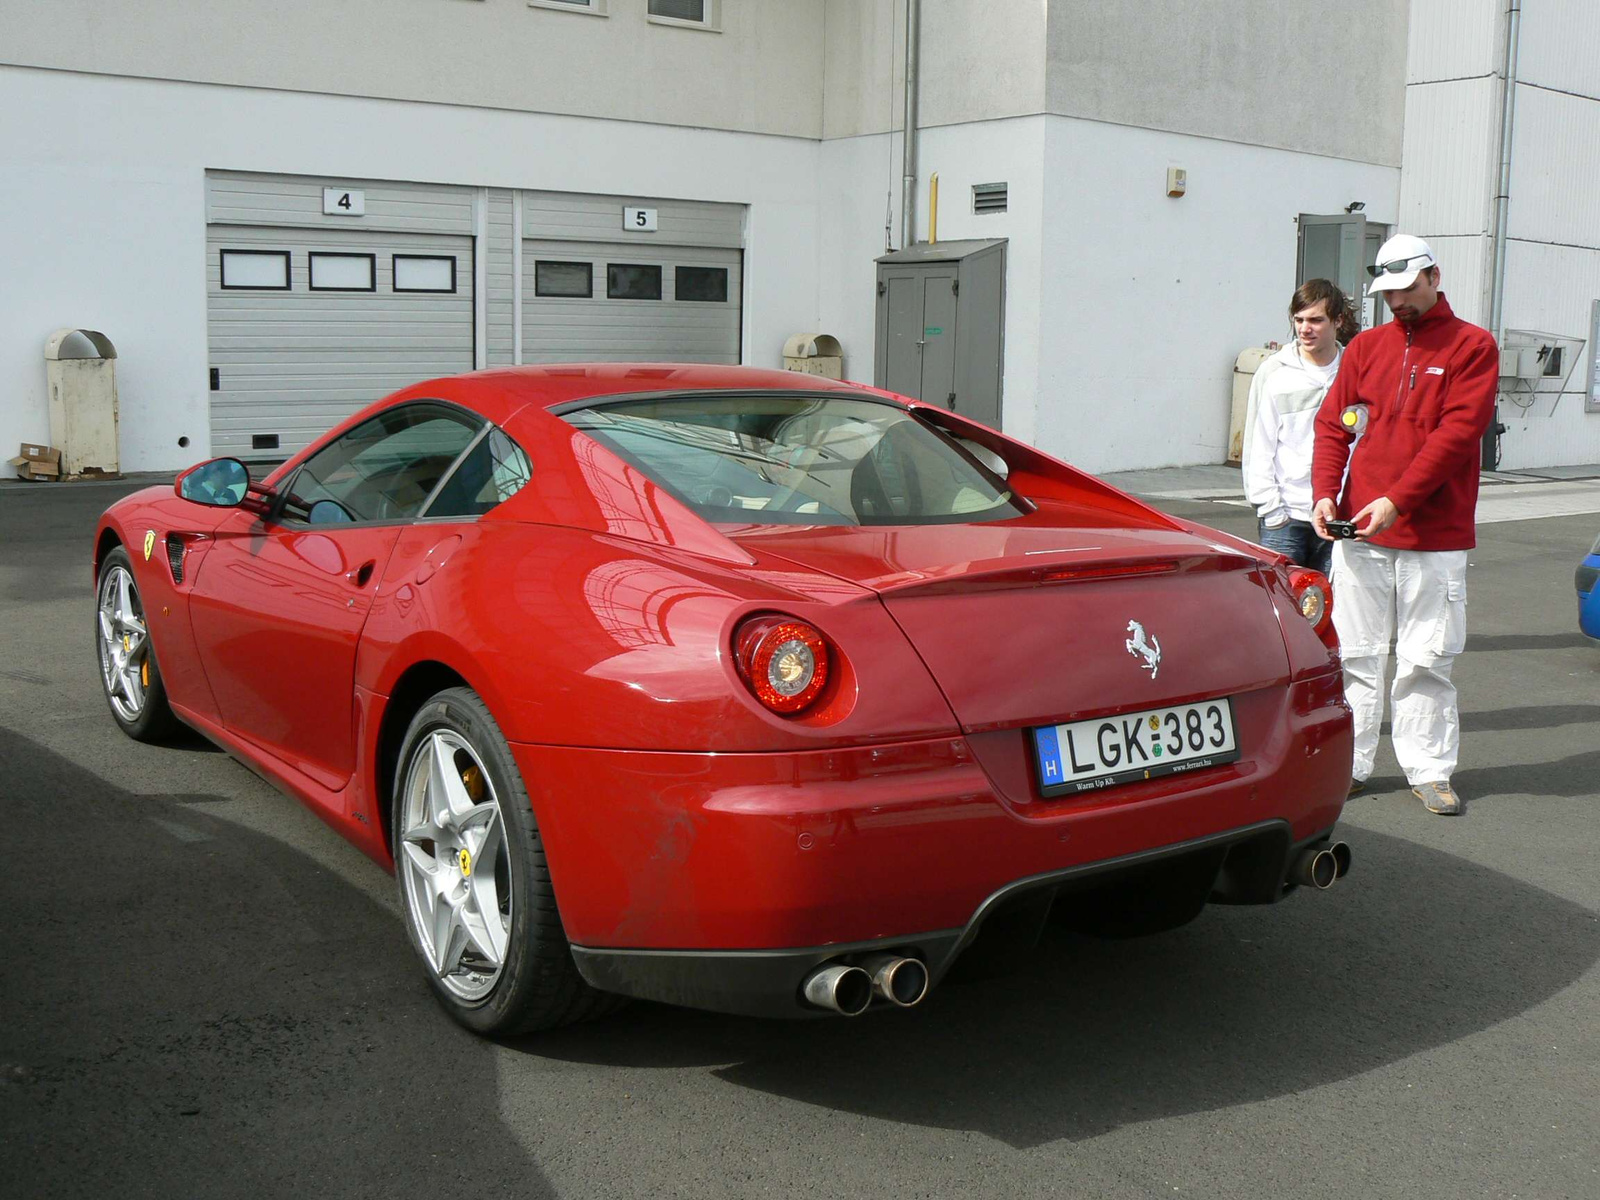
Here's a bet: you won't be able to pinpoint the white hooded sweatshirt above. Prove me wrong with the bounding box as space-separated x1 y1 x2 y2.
1241 342 1341 526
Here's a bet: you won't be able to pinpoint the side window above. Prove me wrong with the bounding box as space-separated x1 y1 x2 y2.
288 403 482 525
425 428 533 518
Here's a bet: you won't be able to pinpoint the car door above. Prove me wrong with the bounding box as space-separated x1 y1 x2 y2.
187 401 486 790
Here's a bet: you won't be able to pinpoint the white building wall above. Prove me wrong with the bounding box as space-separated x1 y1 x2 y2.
1048 0 1409 168
0 0 827 139
1035 117 1400 475
1399 0 1600 469
1494 2 1600 467
0 66 822 471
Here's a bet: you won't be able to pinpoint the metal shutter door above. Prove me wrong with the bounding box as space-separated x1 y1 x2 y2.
521 240 741 364
207 225 474 459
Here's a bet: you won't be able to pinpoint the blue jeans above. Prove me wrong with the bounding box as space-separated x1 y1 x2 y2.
1258 518 1332 575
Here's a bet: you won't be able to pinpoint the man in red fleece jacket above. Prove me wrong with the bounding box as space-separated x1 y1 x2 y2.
1310 234 1498 815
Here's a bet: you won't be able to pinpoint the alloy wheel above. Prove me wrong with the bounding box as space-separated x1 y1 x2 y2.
397 730 513 1003
97 565 149 723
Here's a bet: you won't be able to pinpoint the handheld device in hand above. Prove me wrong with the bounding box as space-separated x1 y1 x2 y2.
1325 519 1359 539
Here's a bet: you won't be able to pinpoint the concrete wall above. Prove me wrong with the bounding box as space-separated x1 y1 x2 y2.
0 66 822 471
1398 0 1600 469
0 0 827 138
1497 0 1600 463
1035 117 1401 474
1047 0 1409 167
817 117 1047 444
822 0 1049 139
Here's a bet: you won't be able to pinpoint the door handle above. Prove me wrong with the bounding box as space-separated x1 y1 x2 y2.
346 561 376 588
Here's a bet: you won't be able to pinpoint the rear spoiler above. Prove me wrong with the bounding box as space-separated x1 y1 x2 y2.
908 403 1184 531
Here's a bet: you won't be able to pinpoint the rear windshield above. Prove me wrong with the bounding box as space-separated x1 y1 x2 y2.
562 394 1025 526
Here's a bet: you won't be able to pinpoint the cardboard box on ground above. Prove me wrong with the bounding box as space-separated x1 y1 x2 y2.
9 443 62 481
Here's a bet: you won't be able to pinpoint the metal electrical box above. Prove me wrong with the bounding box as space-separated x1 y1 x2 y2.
874 238 1006 430
44 328 120 478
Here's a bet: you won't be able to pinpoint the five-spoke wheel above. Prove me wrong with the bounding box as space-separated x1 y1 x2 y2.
95 547 178 741
391 688 617 1034
397 729 513 1003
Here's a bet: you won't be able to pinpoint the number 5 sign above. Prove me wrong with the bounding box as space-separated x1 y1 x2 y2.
323 188 366 216
623 207 658 232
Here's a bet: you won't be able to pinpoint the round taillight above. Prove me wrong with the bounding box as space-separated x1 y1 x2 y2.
734 617 830 715
1288 568 1334 637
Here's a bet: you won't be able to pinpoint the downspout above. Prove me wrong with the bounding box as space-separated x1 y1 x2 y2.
901 0 920 248
1484 0 1521 467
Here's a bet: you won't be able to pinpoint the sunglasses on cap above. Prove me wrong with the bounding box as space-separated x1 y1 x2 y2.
1367 253 1435 278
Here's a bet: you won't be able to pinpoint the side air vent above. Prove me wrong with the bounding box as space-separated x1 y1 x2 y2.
166 534 185 584
972 182 1008 214
251 433 280 451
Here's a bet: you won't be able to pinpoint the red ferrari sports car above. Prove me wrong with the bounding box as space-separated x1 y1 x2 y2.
94 364 1353 1034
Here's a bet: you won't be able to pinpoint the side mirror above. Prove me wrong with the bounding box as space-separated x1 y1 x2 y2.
175 457 251 507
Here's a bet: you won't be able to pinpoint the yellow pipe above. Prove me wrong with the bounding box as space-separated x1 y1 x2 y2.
929 173 939 244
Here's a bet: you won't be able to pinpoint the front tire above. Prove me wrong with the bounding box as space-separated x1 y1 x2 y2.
391 687 618 1036
95 546 180 743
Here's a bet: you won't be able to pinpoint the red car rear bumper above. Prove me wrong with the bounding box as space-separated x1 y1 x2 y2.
512 670 1351 1013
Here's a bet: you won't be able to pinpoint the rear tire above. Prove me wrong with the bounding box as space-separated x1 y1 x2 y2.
95 546 181 743
391 687 620 1036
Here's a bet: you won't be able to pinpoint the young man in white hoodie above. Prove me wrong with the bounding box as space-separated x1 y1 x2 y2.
1242 278 1358 575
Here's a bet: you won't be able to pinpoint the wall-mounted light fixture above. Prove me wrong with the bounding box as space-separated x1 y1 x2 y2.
1344 201 1366 213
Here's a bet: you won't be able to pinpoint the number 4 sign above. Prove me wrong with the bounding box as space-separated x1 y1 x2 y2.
323 188 366 216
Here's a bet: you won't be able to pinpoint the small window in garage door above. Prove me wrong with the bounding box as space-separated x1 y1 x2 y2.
535 260 594 298
675 265 728 303
220 250 291 290
309 253 377 292
608 264 663 300
393 255 457 293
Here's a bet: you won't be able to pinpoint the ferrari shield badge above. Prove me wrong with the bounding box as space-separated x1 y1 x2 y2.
142 530 156 561
1124 620 1161 680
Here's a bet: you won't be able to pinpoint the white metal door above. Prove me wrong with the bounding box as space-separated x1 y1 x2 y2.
206 225 475 459
520 239 741 364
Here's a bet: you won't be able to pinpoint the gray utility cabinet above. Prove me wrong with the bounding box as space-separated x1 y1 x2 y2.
874 239 1005 430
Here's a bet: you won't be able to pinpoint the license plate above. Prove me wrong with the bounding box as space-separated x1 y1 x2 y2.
1031 698 1239 797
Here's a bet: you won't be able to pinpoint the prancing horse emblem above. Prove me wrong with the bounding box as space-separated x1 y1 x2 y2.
1125 620 1161 680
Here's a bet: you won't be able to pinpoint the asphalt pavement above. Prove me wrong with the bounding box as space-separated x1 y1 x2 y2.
1 476 1596 1200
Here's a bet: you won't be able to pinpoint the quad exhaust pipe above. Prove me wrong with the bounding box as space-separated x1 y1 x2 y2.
1292 840 1352 890
862 953 930 1008
802 955 929 1015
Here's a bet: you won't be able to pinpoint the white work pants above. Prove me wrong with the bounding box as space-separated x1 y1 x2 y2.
1331 541 1469 786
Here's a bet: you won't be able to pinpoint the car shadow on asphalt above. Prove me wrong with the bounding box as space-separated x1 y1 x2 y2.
525 826 1600 1148
1453 749 1600 800
1465 632 1596 652
1459 703 1600 732
0 727 556 1200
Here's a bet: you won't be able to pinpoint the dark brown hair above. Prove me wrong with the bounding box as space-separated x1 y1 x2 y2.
1291 278 1361 345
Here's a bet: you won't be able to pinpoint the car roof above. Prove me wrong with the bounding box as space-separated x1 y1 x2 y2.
403 363 890 425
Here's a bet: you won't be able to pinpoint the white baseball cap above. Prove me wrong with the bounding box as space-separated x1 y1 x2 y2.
1367 234 1437 295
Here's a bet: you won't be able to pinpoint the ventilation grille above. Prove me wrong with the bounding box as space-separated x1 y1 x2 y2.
166 534 186 585
973 182 1008 214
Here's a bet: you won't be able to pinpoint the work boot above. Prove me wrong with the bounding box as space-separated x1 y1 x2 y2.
1412 780 1462 815
1348 778 1366 797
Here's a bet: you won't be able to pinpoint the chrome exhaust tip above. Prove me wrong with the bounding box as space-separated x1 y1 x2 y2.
861 954 930 1008
1292 845 1338 890
1328 840 1352 880
801 964 873 1016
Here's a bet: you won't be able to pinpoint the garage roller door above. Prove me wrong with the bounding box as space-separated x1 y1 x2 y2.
206 225 474 459
521 240 740 364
